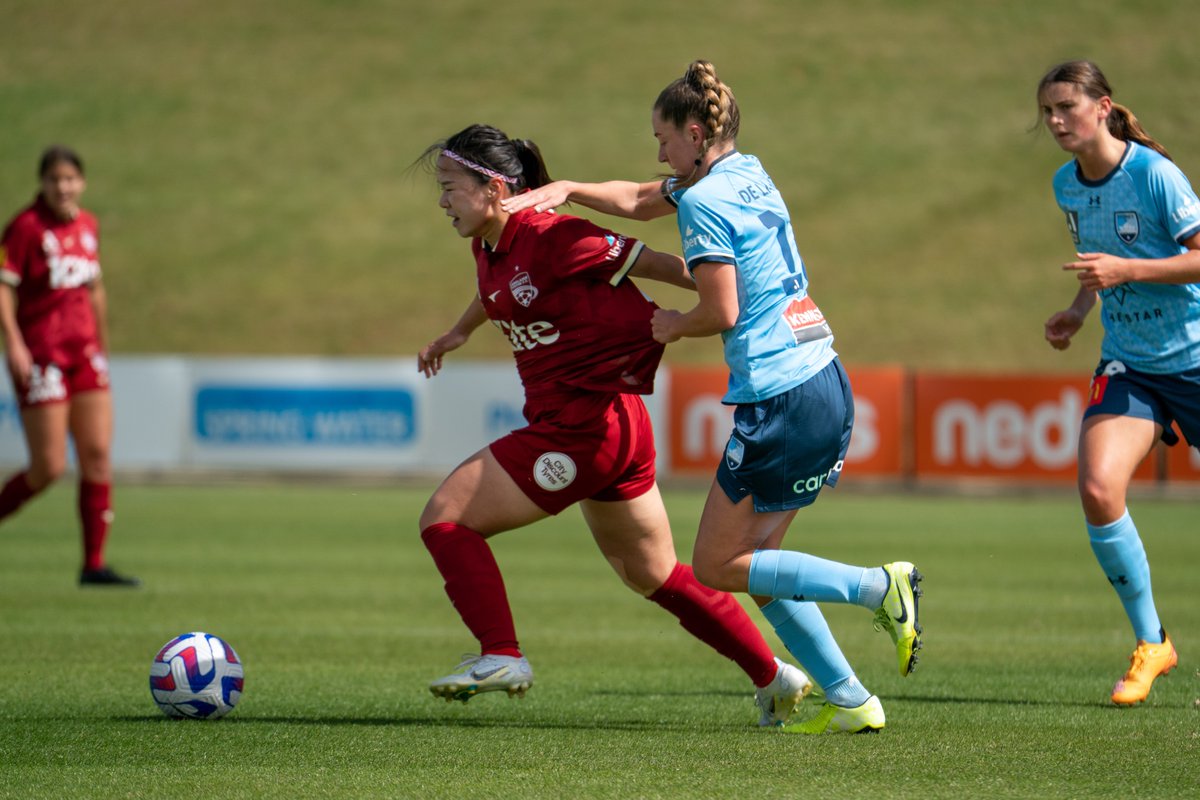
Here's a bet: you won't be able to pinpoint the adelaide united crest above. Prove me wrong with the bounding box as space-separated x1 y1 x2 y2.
509 271 539 307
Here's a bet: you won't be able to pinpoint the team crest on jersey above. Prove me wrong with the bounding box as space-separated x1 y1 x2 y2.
509 271 539 307
725 436 745 471
533 452 576 491
1114 212 1140 244
81 231 97 253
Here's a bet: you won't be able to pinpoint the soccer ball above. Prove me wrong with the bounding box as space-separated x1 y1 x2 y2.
149 631 244 719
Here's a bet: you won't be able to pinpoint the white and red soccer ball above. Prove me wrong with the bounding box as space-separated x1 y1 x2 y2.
149 632 244 719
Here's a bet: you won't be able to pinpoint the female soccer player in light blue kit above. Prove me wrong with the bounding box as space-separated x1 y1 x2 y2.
1040 60 1200 704
504 60 923 734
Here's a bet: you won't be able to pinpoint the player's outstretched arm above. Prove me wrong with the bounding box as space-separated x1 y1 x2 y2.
651 261 739 344
502 180 675 221
418 296 488 378
628 247 695 291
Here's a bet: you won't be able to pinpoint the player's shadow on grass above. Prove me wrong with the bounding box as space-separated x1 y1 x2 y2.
114 714 732 732
881 692 1119 709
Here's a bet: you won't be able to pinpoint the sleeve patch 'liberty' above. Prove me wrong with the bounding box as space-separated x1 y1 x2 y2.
784 295 832 345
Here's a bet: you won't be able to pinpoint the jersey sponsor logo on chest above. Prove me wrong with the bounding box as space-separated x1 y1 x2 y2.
42 230 99 289
492 318 561 351
782 295 832 345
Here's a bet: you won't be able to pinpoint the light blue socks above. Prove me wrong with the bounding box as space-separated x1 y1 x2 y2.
761 598 872 709
749 549 887 609
1087 509 1162 643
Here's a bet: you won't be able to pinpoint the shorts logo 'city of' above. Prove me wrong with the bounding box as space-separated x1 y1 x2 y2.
533 451 576 491
25 364 66 404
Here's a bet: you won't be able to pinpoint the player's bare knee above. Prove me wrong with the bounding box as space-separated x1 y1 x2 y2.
1078 476 1124 523
26 460 66 489
691 559 731 592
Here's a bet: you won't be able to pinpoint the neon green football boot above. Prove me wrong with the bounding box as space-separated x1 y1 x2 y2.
873 561 923 676
782 696 885 735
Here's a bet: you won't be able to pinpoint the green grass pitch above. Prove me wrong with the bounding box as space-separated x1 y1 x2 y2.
0 482 1196 798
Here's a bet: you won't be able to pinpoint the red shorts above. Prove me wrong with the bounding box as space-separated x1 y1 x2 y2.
12 345 110 409
489 391 657 515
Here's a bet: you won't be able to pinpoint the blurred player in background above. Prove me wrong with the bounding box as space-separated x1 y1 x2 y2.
1040 60 1199 704
503 61 922 734
415 123 813 726
0 145 138 586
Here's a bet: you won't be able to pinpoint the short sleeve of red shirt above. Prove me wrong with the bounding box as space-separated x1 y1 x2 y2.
533 215 645 287
1 214 32 288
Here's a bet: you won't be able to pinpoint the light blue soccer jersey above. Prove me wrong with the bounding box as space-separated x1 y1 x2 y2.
1054 141 1200 373
666 152 836 403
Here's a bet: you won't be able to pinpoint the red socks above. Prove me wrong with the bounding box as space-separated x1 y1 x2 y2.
79 480 112 572
648 562 778 687
0 471 39 522
419 527 776 684
421 522 521 657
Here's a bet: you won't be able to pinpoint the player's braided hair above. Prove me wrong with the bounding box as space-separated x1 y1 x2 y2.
419 124 552 191
1037 60 1171 162
655 59 741 155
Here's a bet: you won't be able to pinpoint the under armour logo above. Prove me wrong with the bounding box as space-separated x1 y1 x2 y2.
1089 195 1102 207
1108 575 1129 586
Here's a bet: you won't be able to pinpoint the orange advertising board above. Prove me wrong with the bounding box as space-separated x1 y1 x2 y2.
912 373 1155 482
665 365 907 478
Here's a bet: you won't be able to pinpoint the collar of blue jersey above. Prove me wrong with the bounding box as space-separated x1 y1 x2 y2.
666 150 740 199
1073 140 1134 188
707 149 739 171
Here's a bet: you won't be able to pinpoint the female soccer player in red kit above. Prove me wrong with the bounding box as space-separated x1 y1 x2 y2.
0 145 138 586
416 124 812 726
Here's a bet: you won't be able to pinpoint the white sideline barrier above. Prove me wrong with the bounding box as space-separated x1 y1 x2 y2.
0 356 667 476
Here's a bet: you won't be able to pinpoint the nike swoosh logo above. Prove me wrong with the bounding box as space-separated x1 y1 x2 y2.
488 291 501 302
471 666 506 680
892 588 909 625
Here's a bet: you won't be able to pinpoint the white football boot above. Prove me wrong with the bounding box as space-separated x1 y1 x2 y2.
429 654 534 703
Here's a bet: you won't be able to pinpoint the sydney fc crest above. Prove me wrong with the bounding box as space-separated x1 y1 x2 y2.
1114 212 1140 244
725 436 745 471
509 271 539 307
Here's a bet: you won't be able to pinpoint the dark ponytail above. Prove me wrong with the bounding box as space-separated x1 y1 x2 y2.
419 124 552 191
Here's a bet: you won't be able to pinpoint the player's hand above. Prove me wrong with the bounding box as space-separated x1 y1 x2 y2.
1044 309 1084 350
1063 252 1130 291
500 182 574 214
417 330 469 378
651 308 683 344
4 340 32 386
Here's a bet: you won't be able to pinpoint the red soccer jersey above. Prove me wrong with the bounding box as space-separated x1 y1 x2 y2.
473 208 665 398
1 196 102 361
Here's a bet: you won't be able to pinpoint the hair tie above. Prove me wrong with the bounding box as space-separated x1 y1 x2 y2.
441 149 518 184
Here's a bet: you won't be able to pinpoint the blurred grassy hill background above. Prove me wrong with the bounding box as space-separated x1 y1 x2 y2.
2 0 1196 371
